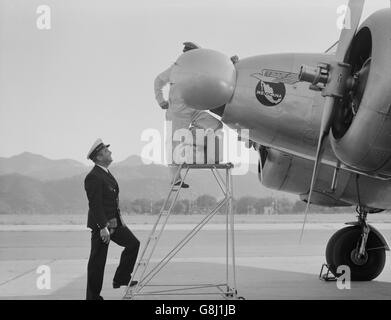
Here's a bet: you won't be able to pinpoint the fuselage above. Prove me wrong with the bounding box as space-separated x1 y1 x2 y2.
222 52 337 165
221 52 391 209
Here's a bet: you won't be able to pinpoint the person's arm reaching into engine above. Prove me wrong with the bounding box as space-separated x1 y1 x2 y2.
154 65 173 110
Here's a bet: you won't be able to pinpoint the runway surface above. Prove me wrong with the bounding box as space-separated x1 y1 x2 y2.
1 222 391 300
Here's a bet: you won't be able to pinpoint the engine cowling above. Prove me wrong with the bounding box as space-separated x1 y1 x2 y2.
170 49 237 110
330 9 391 174
258 147 351 207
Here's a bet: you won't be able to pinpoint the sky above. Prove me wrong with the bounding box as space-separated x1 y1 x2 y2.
0 0 389 164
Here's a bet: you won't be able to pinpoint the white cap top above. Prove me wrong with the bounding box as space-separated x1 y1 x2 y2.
87 138 110 160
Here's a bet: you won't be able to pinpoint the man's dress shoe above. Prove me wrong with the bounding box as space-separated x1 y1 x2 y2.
174 181 189 188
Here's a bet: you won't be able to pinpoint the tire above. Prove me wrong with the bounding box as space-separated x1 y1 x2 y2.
328 226 386 281
325 227 353 269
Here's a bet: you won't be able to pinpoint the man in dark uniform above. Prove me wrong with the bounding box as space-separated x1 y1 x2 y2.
85 138 140 300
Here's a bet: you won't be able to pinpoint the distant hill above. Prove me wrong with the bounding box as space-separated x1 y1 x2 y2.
0 152 290 214
0 152 160 180
0 173 87 214
112 155 148 168
0 152 88 181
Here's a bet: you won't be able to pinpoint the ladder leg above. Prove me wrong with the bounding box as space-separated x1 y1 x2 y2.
225 168 229 292
123 165 188 299
228 167 237 296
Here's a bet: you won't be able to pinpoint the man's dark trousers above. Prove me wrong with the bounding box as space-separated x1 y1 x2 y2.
86 225 140 300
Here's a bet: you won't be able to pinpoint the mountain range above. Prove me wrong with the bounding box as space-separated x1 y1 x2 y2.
0 152 288 214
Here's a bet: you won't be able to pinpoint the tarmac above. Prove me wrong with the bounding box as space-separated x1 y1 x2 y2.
1 222 391 300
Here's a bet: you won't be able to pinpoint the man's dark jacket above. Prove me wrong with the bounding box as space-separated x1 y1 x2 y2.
84 165 123 230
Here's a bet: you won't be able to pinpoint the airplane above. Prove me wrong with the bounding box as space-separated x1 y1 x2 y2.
168 0 391 281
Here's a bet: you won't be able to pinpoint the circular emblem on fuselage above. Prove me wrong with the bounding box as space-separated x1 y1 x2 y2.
255 80 286 106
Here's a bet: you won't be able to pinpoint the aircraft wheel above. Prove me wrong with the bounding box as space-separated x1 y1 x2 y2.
326 226 386 281
325 227 349 268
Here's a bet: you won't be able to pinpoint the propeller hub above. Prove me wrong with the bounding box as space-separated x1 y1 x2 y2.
299 64 329 86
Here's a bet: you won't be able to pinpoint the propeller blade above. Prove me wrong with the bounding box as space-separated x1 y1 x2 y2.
299 1 364 242
299 97 336 242
336 0 365 62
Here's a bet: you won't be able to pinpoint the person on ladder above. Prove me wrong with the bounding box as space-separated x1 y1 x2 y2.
154 42 223 188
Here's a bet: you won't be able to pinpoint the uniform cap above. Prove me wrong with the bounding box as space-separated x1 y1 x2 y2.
87 138 110 160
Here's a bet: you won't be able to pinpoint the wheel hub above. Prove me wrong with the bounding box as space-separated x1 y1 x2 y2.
350 248 368 266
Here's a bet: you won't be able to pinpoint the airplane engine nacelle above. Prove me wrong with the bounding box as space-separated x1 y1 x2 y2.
258 148 350 207
170 49 237 110
330 9 391 175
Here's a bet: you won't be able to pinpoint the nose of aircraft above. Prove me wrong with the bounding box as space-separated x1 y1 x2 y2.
170 49 237 110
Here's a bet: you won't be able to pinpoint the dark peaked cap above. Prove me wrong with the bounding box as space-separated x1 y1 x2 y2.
183 41 201 52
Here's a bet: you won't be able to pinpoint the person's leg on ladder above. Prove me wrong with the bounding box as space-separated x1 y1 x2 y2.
111 226 140 286
165 110 194 186
191 111 223 131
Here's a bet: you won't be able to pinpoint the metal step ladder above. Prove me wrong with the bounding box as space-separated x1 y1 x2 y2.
123 162 242 300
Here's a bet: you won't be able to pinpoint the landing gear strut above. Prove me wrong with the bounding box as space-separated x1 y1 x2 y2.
352 207 370 266
325 206 388 281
